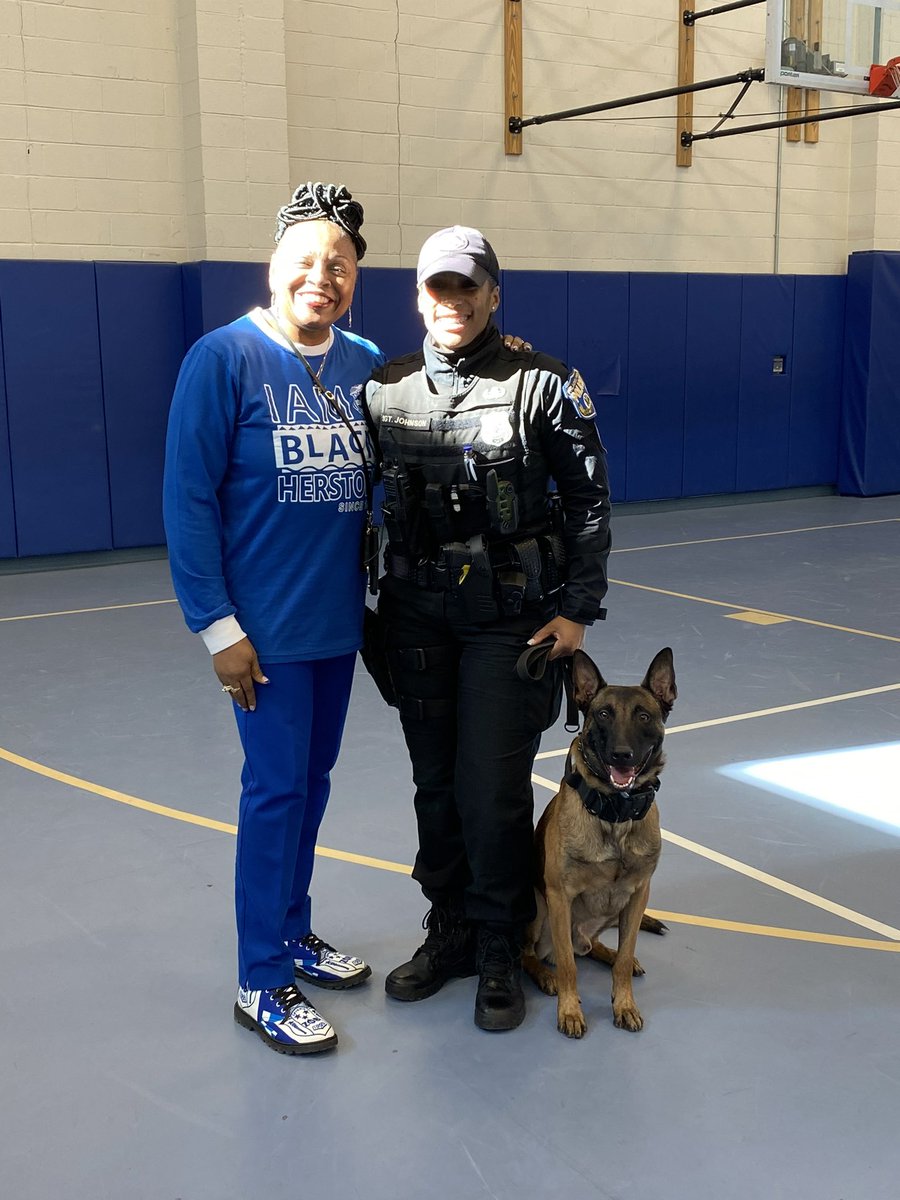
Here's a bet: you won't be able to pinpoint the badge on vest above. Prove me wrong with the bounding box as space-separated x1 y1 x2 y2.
563 369 595 420
479 409 514 447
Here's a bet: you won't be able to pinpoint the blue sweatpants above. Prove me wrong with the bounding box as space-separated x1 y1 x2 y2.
232 654 356 990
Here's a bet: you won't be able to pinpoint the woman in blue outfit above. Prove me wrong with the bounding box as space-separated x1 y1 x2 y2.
163 183 383 1055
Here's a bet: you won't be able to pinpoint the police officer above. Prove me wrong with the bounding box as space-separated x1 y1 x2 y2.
364 226 610 1032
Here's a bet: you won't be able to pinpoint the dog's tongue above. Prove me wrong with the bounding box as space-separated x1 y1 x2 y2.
610 766 637 790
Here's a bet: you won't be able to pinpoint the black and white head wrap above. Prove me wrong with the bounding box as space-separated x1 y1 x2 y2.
274 181 367 261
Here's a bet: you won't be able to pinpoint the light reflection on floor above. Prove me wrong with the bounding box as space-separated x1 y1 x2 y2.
721 742 900 837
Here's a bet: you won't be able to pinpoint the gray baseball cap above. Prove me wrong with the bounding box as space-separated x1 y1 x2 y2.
416 225 500 287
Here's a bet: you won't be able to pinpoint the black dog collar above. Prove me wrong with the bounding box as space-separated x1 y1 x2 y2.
564 747 660 823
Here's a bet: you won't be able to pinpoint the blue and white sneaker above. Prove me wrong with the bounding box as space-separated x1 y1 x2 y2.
287 932 372 991
234 984 337 1055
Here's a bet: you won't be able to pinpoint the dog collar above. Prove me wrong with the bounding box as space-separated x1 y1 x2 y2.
565 748 660 823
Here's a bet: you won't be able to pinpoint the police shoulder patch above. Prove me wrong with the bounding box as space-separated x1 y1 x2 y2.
562 369 595 420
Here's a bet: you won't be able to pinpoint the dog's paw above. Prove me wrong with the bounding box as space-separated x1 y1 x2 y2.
640 914 668 936
537 970 558 996
523 957 558 995
557 1003 587 1038
631 955 645 977
613 1003 644 1032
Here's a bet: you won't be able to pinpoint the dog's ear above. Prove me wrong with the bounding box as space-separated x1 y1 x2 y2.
642 648 677 721
572 648 606 713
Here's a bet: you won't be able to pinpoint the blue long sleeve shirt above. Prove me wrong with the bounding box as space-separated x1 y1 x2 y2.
163 312 384 662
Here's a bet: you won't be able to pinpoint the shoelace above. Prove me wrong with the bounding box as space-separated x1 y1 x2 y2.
296 933 334 959
420 906 466 958
478 933 518 979
268 983 311 1014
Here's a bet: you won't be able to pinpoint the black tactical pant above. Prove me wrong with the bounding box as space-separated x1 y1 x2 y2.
379 573 562 931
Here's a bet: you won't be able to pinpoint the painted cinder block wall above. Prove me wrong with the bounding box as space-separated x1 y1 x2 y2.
4 0 900 269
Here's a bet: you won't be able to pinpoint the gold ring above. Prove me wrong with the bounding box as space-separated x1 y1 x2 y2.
221 684 239 694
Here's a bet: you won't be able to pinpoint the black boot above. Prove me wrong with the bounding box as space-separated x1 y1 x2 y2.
385 902 476 1002
474 926 525 1032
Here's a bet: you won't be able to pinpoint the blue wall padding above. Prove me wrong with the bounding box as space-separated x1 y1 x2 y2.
567 272 629 503
0 329 16 557
789 275 845 487
683 275 742 497
356 267 419 360
838 251 900 496
736 275 795 492
0 261 112 556
182 261 269 347
96 263 186 549
501 270 569 364
0 260 882 559
626 274 688 502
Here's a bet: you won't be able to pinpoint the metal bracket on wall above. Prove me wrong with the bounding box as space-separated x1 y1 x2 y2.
504 0 523 155
678 0 767 165
506 0 766 158
508 69 766 139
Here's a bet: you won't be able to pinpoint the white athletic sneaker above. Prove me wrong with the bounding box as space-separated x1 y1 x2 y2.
234 984 337 1055
287 932 372 991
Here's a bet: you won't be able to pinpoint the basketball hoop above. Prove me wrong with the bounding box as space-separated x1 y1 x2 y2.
869 56 900 98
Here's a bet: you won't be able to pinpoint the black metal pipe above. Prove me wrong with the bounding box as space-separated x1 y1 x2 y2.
682 99 900 144
684 0 766 26
509 68 765 134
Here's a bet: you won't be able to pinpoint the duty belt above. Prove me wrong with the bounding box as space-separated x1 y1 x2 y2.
386 534 560 601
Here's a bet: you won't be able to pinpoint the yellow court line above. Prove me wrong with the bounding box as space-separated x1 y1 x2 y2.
534 680 900 761
530 769 900 941
609 578 900 644
4 742 898 951
659 828 900 941
644 910 900 952
315 844 412 876
0 599 178 623
612 517 900 555
0 745 412 874
0 745 238 834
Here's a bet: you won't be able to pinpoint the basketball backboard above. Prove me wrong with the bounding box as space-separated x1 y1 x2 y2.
765 0 900 95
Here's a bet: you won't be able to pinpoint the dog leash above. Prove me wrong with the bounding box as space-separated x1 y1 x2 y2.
515 640 579 731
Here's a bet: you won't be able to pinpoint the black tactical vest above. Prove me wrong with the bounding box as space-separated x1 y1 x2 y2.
366 327 568 620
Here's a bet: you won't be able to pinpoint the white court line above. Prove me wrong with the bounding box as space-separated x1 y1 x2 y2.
534 680 900 762
0 599 178 623
609 578 900 644
530 769 900 941
612 517 900 554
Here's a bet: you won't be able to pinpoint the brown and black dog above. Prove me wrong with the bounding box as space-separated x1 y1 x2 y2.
523 647 676 1038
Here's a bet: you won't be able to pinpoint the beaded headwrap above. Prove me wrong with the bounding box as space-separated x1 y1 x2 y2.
274 181 367 260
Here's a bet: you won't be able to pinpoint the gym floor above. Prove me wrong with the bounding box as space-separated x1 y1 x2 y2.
2 490 899 1200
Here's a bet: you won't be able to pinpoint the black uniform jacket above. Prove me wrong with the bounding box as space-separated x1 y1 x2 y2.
363 323 611 624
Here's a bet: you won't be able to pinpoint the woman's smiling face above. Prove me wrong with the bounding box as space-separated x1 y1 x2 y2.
268 220 358 345
417 272 499 351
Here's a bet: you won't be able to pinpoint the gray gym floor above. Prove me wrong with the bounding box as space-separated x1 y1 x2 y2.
2 490 899 1200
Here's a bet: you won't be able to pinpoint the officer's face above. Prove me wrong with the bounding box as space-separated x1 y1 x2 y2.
417 272 500 351
269 220 358 346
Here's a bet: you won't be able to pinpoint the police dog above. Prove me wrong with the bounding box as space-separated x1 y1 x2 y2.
523 648 676 1038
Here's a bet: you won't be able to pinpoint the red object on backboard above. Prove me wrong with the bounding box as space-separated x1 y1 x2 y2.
869 57 900 97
